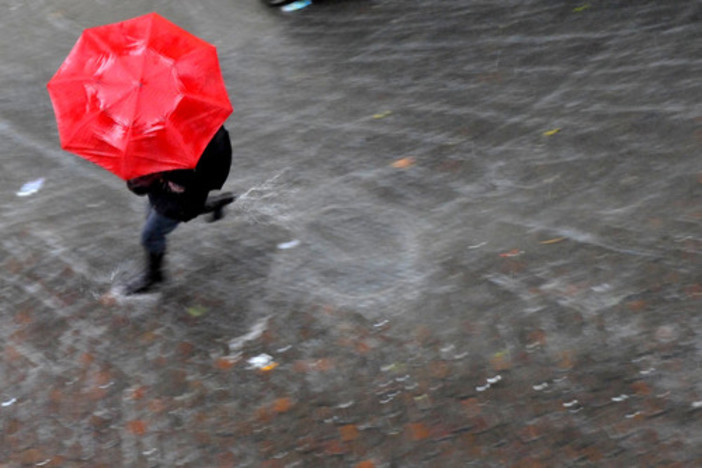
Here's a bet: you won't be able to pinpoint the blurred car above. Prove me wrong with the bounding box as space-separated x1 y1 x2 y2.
263 0 299 6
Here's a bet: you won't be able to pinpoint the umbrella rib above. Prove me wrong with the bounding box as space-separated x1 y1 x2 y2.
61 87 138 150
182 94 233 112
176 46 232 109
85 27 123 59
121 14 155 177
61 109 115 152
166 122 192 169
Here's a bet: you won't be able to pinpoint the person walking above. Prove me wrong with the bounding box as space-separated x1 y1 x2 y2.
124 126 235 295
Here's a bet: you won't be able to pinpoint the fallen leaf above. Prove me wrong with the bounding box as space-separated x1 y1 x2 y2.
215 357 238 370
187 306 207 317
558 351 575 370
324 439 348 455
148 399 168 413
314 358 335 372
178 341 195 357
256 407 273 423
527 329 547 346
79 353 95 366
95 370 112 386
540 237 566 245
490 350 512 371
543 128 561 136
627 300 647 312
391 157 416 169
131 386 147 400
339 424 360 442
261 362 279 372
631 381 651 395
140 331 159 344
6 418 20 435
49 389 62 403
373 110 392 119
293 360 309 373
272 397 293 413
573 4 591 13
499 249 523 258
355 340 372 353
127 420 148 436
20 448 44 465
355 461 376 468
407 422 430 441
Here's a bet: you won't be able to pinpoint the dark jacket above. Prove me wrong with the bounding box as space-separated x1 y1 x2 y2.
127 126 232 222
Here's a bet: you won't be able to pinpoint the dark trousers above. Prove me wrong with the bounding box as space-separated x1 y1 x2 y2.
141 205 180 255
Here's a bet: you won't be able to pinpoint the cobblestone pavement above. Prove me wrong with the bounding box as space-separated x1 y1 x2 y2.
1 0 701 466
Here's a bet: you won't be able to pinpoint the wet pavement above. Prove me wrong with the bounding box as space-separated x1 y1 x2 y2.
2 0 702 466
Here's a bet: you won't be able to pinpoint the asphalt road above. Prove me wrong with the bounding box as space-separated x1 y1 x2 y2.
1 0 701 466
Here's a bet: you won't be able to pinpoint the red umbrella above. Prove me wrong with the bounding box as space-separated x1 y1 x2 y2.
47 12 233 180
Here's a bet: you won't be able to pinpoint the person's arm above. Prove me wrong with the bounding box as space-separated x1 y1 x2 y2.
162 169 197 194
166 180 185 193
126 173 162 195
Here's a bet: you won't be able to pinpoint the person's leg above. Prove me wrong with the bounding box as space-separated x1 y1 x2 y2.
201 192 236 222
141 208 181 255
125 208 180 294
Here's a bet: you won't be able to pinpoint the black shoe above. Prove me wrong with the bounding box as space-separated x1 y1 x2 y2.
203 192 235 222
124 272 162 295
124 252 164 295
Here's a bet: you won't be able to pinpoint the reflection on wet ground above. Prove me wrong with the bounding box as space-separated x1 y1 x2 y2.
1 0 701 466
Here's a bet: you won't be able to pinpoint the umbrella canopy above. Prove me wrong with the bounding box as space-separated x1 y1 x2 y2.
196 126 232 191
47 12 233 180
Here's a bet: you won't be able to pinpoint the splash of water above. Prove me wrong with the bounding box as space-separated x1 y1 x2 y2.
233 170 299 229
